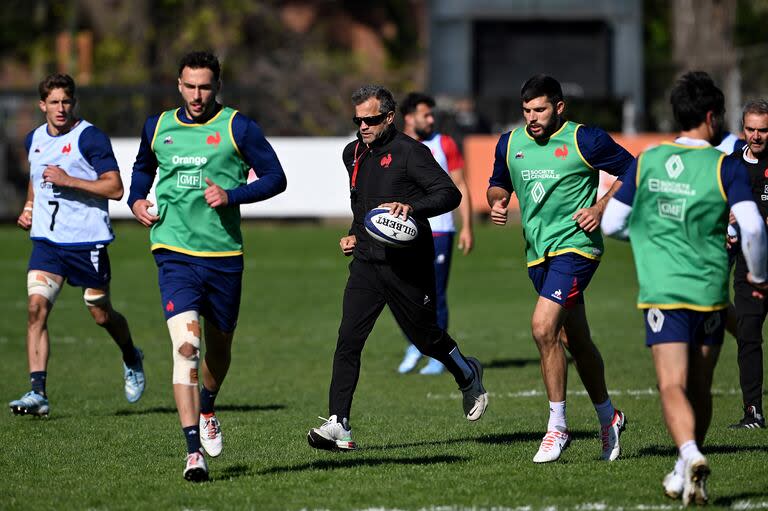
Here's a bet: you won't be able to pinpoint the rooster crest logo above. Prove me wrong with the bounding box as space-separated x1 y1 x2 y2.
206 131 221 147
554 144 568 160
380 153 393 168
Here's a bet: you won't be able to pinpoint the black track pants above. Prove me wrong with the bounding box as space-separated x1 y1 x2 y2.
328 259 468 420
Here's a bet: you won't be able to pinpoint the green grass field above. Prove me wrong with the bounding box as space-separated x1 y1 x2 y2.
1 223 766 510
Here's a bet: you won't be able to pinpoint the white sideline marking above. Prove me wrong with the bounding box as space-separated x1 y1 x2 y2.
426 387 742 400
297 502 768 511
733 502 768 510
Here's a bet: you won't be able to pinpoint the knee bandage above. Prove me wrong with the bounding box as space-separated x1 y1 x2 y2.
168 310 201 385
83 288 109 307
27 271 61 303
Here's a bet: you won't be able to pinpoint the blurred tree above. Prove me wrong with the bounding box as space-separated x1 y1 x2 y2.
0 0 426 136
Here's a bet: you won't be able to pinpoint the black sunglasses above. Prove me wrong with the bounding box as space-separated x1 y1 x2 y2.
352 111 392 126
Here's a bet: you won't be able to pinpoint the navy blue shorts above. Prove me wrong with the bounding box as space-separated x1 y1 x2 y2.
157 260 242 333
528 252 599 309
643 308 726 347
28 240 110 289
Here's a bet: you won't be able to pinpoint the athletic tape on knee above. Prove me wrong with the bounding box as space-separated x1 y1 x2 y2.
168 310 201 385
83 289 109 307
27 271 61 303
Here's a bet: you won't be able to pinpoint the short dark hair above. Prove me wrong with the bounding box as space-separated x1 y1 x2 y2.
351 85 397 114
38 73 75 100
743 99 768 123
670 71 725 131
400 92 435 117
520 74 563 105
178 51 221 82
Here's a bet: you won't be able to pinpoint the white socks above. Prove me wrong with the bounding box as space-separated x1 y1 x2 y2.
547 400 567 431
679 440 703 463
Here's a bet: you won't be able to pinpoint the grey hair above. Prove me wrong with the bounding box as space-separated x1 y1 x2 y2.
743 99 768 123
351 85 397 114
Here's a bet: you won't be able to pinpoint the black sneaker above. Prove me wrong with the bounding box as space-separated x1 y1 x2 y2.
728 405 766 429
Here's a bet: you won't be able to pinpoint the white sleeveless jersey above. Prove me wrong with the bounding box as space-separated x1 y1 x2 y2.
28 120 114 246
421 133 455 233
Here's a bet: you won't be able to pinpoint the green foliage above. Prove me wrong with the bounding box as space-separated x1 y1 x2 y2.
1 223 765 509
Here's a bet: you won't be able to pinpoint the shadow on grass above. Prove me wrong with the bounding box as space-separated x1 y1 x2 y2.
257 454 466 475
113 403 285 416
363 429 594 451
213 463 251 481
484 358 541 369
714 491 768 506
484 357 573 369
632 443 767 459
476 429 592 444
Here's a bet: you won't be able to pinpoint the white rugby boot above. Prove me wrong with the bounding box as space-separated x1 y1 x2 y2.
200 414 223 457
307 415 356 450
600 409 627 461
533 427 571 463
460 357 488 421
682 455 710 506
663 467 685 500
183 451 209 482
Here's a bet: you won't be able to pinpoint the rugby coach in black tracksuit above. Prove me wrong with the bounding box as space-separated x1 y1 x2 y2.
308 85 488 451
728 100 768 429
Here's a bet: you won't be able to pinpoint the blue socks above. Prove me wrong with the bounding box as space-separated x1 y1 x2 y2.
30 371 47 397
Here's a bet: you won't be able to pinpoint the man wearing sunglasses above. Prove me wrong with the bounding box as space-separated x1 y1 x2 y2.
308 85 488 451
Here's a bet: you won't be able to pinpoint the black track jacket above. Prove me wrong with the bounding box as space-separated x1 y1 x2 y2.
342 126 461 264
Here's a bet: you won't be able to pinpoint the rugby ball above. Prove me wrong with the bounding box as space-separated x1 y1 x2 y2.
364 207 419 247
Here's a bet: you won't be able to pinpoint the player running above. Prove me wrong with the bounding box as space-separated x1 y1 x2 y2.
128 51 286 481
602 71 768 505
10 73 144 417
487 74 631 463
397 92 474 375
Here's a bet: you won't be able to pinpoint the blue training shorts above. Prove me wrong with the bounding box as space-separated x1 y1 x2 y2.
157 260 242 333
29 239 110 289
527 252 599 309
643 308 726 347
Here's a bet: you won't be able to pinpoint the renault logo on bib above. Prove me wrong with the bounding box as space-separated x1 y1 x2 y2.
177 169 202 189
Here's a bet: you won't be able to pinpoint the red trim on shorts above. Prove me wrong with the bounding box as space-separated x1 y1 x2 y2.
564 277 580 309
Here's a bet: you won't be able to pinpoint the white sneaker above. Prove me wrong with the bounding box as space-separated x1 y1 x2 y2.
460 357 488 421
200 414 223 457
183 451 209 482
398 344 422 374
307 415 356 450
9 391 50 417
663 468 685 500
682 455 710 506
533 427 571 463
600 409 627 461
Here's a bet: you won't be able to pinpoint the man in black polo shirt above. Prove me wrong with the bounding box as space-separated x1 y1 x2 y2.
729 99 768 429
307 85 488 450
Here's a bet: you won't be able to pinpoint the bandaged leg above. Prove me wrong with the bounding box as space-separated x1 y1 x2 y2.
168 310 201 386
83 288 109 307
27 271 61 304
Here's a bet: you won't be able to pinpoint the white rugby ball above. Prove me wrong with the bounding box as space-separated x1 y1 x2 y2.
364 207 419 247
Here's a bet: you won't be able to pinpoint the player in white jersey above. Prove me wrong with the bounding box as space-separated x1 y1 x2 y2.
9 74 145 417
397 92 474 374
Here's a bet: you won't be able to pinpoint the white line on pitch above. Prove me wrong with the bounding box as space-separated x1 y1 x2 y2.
426 388 742 400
